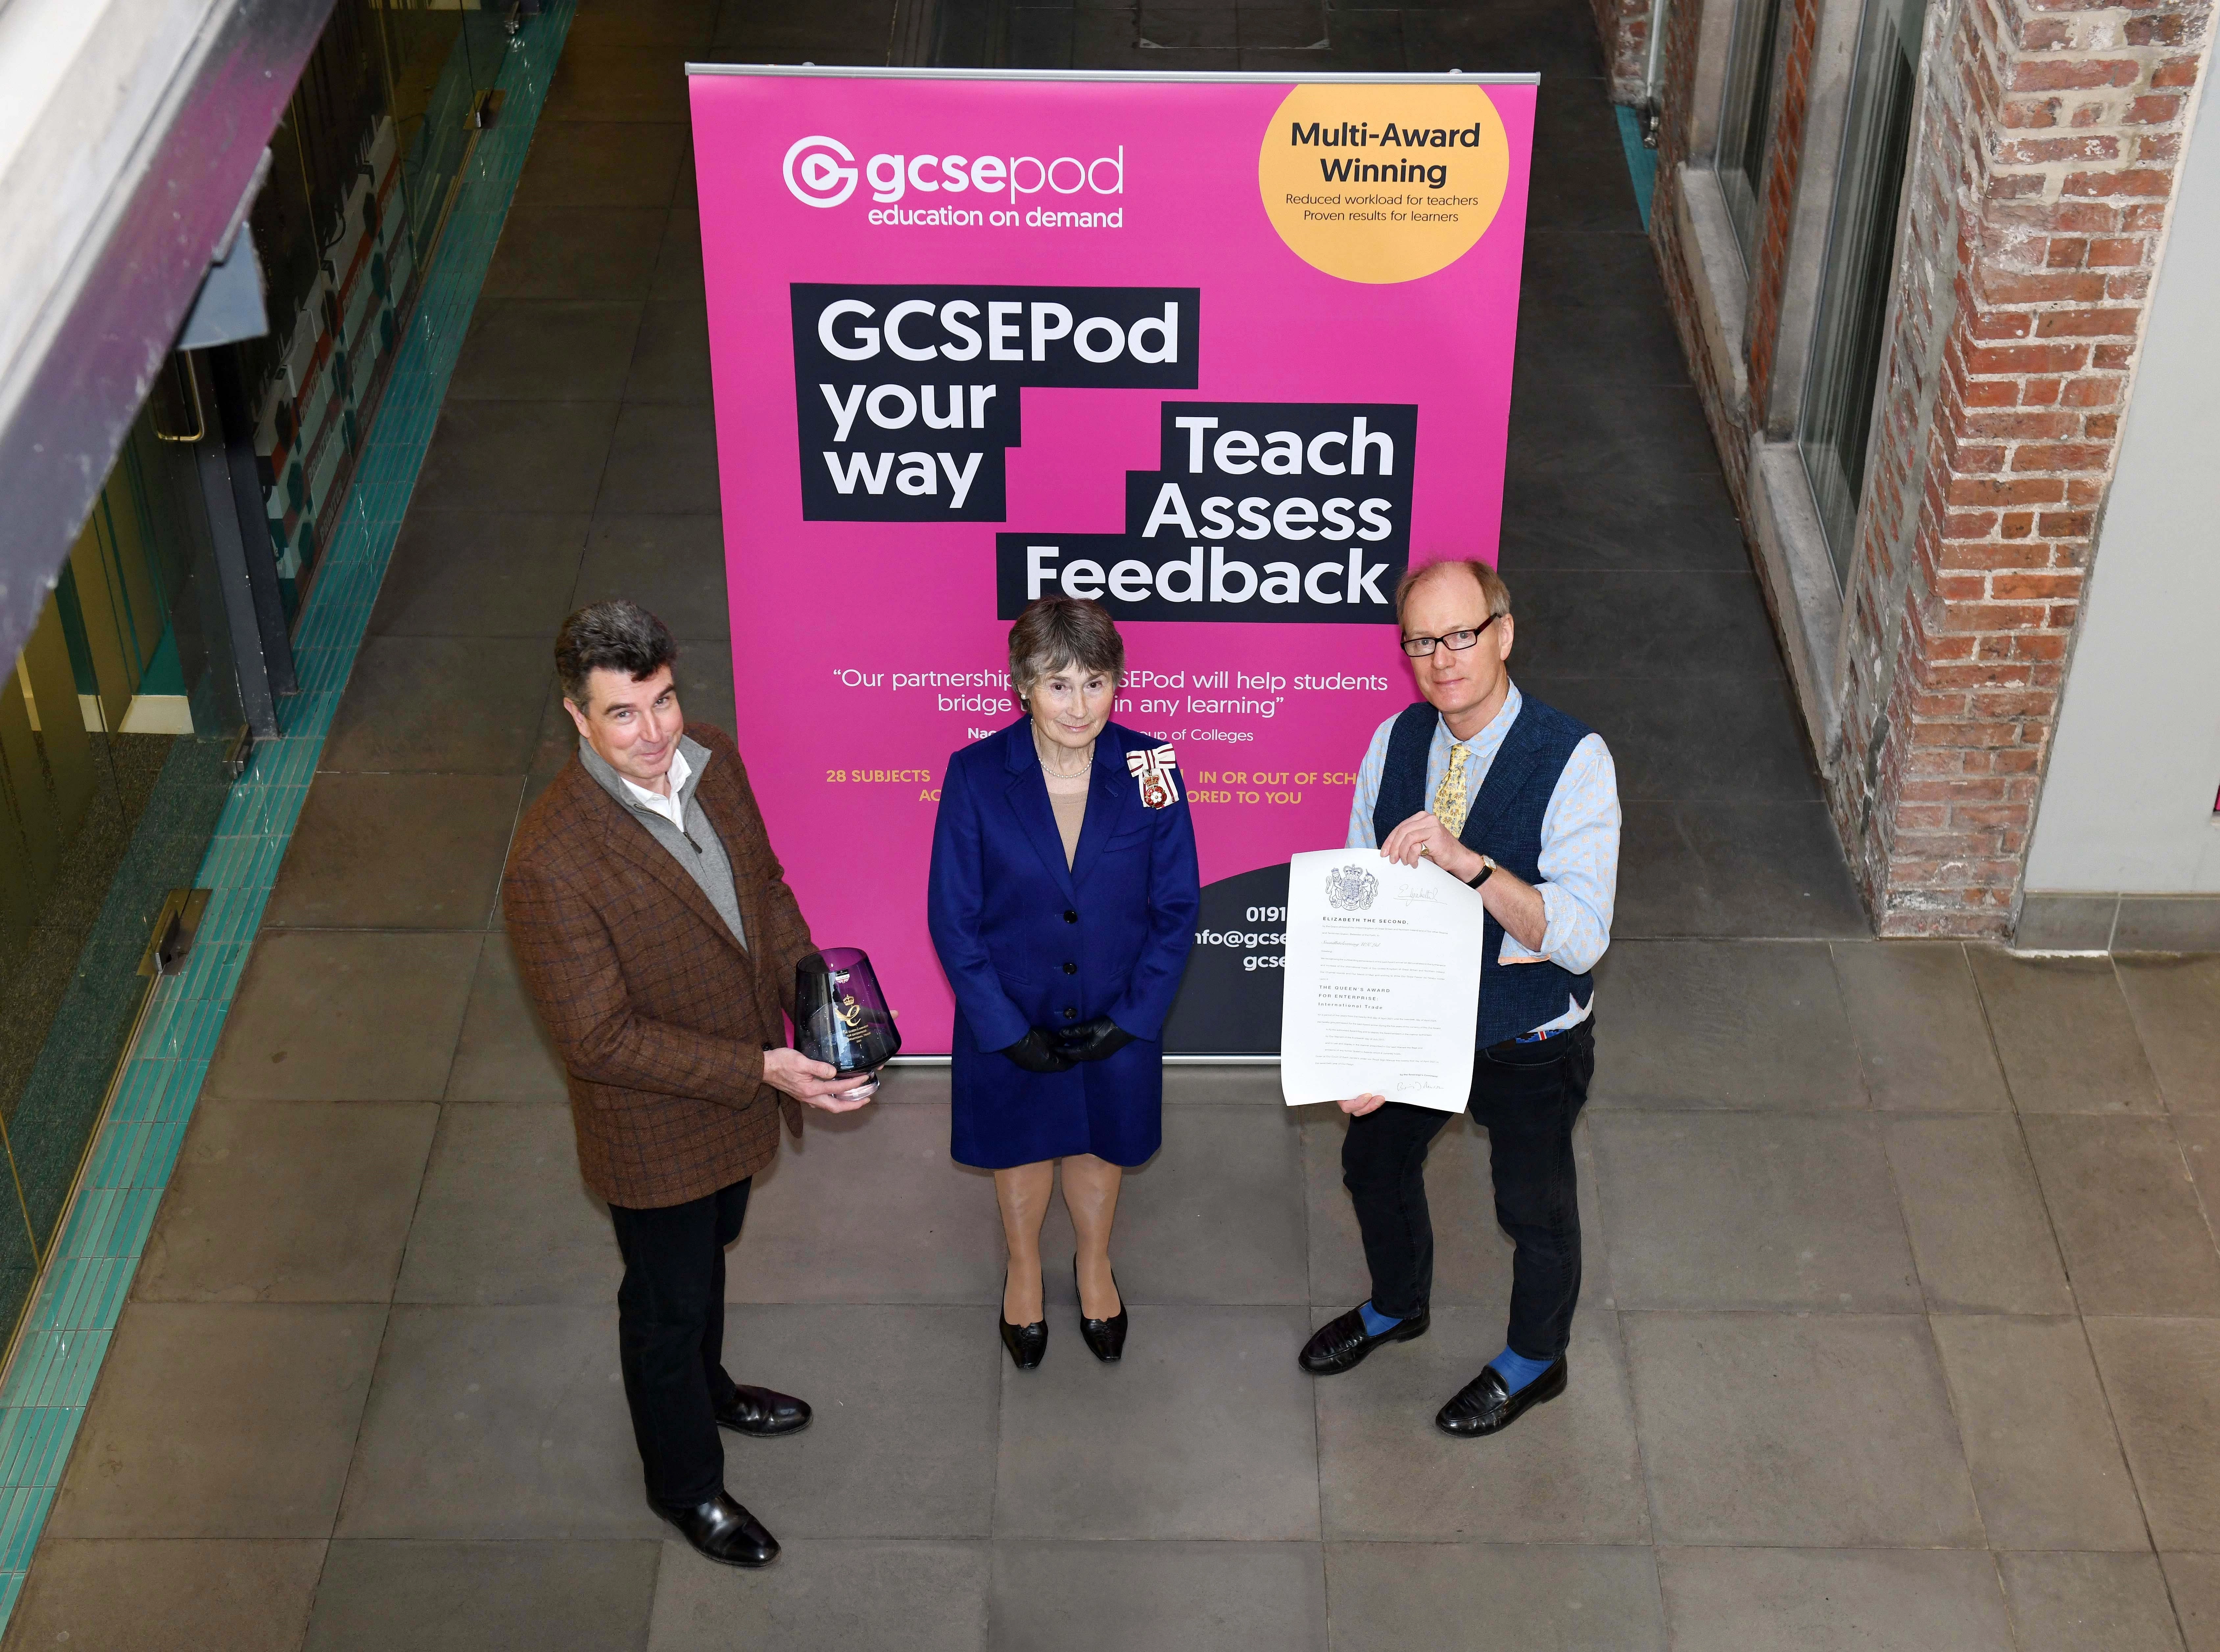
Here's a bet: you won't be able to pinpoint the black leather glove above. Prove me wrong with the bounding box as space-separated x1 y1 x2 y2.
1001 1028 1075 1073
1057 1016 1134 1063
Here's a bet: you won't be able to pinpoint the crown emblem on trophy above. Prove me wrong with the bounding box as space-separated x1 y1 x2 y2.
1325 864 1379 912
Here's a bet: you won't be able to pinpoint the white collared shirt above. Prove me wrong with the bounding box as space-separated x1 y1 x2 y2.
619 745 693 834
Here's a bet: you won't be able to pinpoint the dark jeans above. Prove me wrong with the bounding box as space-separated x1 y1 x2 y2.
608 1177 751 1509
1340 1018 1595 1361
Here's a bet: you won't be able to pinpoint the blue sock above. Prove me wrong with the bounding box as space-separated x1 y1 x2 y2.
1490 1346 1556 1393
1358 1300 1404 1337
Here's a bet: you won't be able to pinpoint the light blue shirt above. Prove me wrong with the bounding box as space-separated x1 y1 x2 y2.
1346 683 1620 1035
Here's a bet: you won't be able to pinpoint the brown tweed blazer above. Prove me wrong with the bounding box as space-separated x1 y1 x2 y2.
502 723 818 1208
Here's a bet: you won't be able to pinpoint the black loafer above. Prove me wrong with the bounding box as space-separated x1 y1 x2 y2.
716 1384 811 1437
1298 1305 1431 1375
1075 1258 1128 1362
652 1490 780 1567
1435 1357 1568 1437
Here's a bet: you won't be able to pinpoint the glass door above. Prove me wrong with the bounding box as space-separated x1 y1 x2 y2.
1798 0 1925 584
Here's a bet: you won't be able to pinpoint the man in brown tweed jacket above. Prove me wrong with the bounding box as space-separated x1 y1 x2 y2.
504 600 873 1569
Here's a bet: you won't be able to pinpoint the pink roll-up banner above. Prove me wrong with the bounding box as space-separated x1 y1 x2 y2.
688 66 1537 1055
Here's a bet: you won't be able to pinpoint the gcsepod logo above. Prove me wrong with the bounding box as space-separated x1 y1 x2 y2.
784 135 860 207
781 133 1127 227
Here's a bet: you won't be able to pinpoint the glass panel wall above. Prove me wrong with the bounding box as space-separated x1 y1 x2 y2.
0 0 515 1351
1716 0 1790 266
1798 0 1926 584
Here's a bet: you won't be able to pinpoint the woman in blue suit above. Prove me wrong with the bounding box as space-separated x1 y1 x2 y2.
928 598 1199 1369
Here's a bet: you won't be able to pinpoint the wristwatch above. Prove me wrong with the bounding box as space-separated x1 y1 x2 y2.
1467 855 1496 889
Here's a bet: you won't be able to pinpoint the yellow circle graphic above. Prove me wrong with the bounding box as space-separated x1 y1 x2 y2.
1258 83 1511 284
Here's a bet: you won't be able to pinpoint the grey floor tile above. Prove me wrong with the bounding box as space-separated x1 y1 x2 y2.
1587 941 1865 1109
2087 1316 2220 1550
2181 1114 2220 1217
1591 1114 1920 1310
513 120 688 208
396 1105 618 1305
448 300 644 402
1622 1311 1983 1546
1998 1551 2187 1652
323 635 553 774
727 1104 1003 1304
1512 573 1778 680
482 205 667 299
1314 1306 1647 1543
1930 1315 2148 1550
1326 1542 1663 1652
5 1538 327 1652
649 1538 988 1651
1613 801 1871 939
1499 468 1749 574
1523 672 1820 805
1834 941 2014 1111
597 402 721 514
624 301 711 403
672 644 735 741
565 0 716 48
335 1305 656 1539
544 43 690 120
991 1541 1325 1652
411 399 620 514
264 773 521 929
1161 1065 1282 1104
369 510 591 638
2166 1553 2220 1652
1302 1110 1606 1311
447 932 571 1103
1655 1546 2014 1651
205 931 479 1102
2116 955 2220 1113
1033 1104 1308 1306
1884 1116 2072 1313
650 207 704 300
573 515 729 634
2023 1116 2220 1315
49 1303 384 1539
304 1539 660 1652
723 1305 1000 1536
137 1100 438 1304
1968 950 2164 1113
994 1306 1320 1540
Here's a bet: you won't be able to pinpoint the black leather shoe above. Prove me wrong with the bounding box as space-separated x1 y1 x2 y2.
716 1384 811 1437
1435 1356 1568 1437
1000 1272 1047 1369
1074 1258 1128 1362
652 1490 780 1567
1299 1305 1431 1375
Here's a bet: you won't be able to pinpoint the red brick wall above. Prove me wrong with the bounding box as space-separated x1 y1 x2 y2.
1593 0 1654 102
1831 0 2213 935
1632 0 2214 938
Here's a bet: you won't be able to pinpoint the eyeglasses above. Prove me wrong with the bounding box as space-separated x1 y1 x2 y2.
1399 612 1501 658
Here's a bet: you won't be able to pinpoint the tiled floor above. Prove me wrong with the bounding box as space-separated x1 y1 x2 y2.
11 2 2220 1649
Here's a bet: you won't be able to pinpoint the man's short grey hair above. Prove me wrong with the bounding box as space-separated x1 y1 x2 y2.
1007 597 1125 700
1394 558 1512 626
555 600 679 710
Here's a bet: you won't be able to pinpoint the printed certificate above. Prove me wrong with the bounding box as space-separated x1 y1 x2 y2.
1279 849 1486 1112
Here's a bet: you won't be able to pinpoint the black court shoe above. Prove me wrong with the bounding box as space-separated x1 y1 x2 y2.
1000 1272 1048 1370
1074 1257 1128 1362
652 1490 780 1568
716 1384 811 1437
1435 1356 1569 1438
1298 1304 1432 1376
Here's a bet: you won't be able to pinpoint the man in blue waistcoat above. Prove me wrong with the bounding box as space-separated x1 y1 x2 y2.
1298 557 1620 1438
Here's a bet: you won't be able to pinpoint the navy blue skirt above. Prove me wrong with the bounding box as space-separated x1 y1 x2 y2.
948 1010 1164 1170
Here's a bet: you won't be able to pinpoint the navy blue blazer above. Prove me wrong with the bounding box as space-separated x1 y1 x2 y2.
927 718 1200 1170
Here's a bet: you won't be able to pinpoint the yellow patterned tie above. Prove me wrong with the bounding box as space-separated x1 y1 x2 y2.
1434 743 1472 837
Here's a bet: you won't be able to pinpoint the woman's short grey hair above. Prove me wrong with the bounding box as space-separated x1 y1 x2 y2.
555 599 678 710
1008 597 1125 700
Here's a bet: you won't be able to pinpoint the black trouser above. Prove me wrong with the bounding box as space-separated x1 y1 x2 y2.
1340 1018 1594 1361
607 1177 751 1509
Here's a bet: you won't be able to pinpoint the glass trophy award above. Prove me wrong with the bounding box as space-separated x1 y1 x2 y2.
795 948 902 1077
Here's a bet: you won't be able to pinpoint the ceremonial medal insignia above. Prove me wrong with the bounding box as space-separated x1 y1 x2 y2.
1125 744 1180 810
